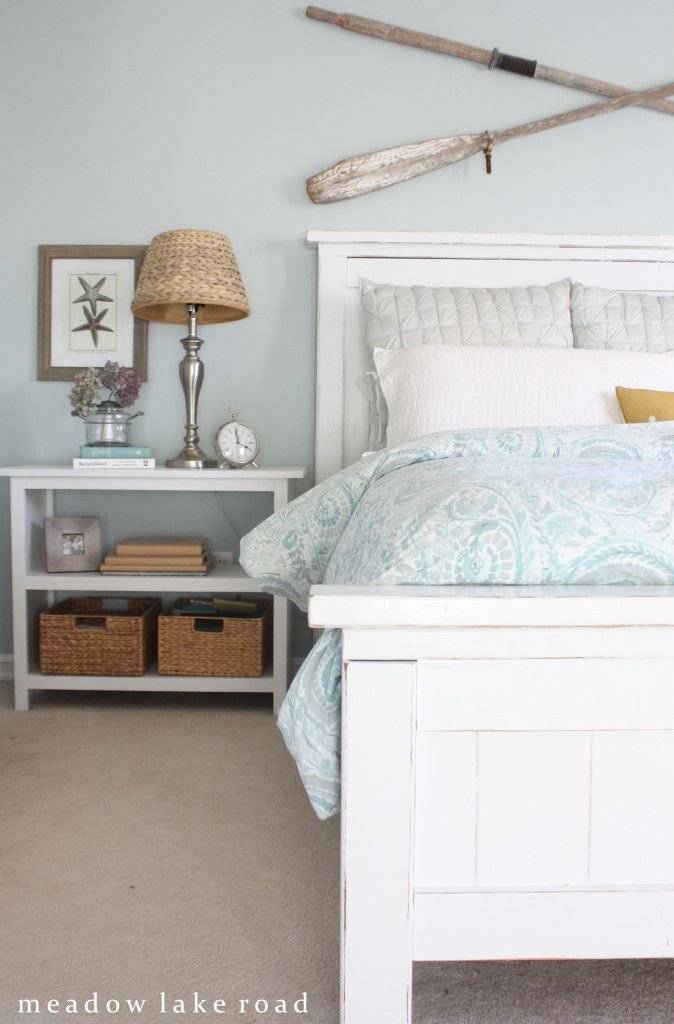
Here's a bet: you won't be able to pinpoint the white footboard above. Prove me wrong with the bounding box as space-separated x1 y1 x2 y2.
310 585 674 1024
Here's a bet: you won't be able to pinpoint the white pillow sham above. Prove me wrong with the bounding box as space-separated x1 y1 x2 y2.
361 278 573 350
373 345 674 448
572 282 674 352
360 278 573 447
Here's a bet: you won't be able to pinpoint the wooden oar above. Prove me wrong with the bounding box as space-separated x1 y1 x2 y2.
306 6 674 117
306 80 674 203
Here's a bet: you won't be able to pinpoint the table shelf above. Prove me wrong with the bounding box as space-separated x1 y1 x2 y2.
24 562 260 592
25 669 275 694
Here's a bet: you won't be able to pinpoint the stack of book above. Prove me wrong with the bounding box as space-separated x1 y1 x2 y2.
74 445 155 469
100 537 213 575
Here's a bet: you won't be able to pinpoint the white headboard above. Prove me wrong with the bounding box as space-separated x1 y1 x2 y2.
307 231 674 482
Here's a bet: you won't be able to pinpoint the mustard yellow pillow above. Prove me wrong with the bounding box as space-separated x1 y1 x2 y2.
616 386 674 423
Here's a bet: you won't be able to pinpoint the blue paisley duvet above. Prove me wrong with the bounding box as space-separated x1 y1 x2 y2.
240 424 674 817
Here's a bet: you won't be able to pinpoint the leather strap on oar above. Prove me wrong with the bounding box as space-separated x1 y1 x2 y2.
489 48 537 79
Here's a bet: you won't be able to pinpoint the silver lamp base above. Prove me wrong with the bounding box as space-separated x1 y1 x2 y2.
168 303 217 470
166 452 217 470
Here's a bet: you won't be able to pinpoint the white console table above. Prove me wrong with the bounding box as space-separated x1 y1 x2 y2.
0 466 306 712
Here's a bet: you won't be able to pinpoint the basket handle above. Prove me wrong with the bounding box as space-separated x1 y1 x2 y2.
194 617 224 633
74 615 107 630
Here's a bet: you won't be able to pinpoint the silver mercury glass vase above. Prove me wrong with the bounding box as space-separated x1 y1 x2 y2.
83 401 138 447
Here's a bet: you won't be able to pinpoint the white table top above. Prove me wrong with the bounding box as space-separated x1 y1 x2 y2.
0 465 306 479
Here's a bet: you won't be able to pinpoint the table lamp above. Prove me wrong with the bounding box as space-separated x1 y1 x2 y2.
132 228 250 469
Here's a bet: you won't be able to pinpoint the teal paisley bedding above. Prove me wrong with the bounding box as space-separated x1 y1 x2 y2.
239 423 674 818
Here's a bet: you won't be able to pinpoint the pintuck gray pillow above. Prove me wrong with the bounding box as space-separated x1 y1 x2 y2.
360 278 573 447
361 278 573 351
571 282 674 352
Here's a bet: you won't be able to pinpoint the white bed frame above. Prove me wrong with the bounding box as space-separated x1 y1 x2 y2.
307 232 674 1024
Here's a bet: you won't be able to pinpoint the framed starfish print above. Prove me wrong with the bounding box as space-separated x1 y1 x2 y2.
37 245 148 380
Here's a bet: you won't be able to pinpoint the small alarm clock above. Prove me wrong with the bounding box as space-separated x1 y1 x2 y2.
214 417 260 468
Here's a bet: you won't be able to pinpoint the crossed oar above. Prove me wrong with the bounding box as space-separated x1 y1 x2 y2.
305 6 674 203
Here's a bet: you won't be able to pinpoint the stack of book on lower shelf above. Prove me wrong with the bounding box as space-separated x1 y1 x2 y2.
100 537 213 575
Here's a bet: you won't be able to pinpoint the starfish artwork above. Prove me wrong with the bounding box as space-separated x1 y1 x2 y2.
73 275 114 315
71 306 114 348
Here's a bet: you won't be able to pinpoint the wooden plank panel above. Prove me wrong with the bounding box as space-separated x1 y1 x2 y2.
413 889 674 960
418 660 674 731
310 586 674 629
345 256 674 290
414 732 476 887
343 625 674 663
590 731 674 884
342 661 416 1024
477 732 591 886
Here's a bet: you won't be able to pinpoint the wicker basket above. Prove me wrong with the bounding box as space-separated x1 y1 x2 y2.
158 601 270 677
40 597 160 676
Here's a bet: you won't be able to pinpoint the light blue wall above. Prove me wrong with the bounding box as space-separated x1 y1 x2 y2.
2 0 674 653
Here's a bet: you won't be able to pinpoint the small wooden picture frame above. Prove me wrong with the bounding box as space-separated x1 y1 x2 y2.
38 245 148 381
45 517 102 572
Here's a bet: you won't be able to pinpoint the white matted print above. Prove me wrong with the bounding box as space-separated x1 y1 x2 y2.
38 245 148 381
53 259 132 364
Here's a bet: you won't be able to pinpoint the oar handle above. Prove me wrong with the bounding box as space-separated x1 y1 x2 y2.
306 6 674 117
306 6 491 65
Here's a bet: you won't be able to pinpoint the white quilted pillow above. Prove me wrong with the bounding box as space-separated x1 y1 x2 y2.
361 278 573 447
361 278 573 350
373 345 674 448
572 282 674 352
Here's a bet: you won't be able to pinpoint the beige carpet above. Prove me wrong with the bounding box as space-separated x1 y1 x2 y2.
1 686 672 1024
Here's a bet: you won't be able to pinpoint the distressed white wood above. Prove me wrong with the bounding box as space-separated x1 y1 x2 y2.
477 732 591 886
417 659 674 731
3 467 305 711
342 624 674 661
307 233 674 1004
310 584 674 628
307 230 674 248
342 661 416 1024
590 731 674 884
314 248 348 484
413 890 674 960
308 231 674 479
319 582 674 1005
414 732 476 887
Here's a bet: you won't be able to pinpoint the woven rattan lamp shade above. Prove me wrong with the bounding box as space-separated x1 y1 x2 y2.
132 229 250 325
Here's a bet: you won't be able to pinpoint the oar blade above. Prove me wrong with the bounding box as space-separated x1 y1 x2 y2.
306 133 485 203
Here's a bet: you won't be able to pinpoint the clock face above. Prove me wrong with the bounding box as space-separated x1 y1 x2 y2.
215 421 259 467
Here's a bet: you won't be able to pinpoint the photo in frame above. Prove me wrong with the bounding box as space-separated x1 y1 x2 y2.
44 517 102 572
38 245 148 381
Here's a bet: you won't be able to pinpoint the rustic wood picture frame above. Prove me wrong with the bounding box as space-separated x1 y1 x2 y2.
44 516 102 572
38 244 148 381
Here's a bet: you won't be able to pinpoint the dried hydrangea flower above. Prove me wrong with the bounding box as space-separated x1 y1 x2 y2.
100 360 142 408
69 361 143 417
69 367 102 418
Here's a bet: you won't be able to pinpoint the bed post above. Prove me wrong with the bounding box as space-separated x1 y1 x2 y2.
341 660 417 1024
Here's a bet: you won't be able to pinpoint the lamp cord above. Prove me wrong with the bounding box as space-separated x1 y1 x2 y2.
213 492 242 543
